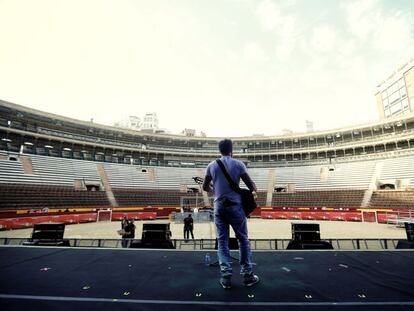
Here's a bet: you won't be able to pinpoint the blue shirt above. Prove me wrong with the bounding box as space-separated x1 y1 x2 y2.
205 156 247 203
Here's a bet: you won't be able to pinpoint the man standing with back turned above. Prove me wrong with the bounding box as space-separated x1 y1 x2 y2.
202 139 259 289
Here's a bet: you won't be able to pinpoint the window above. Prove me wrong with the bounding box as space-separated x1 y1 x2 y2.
385 109 391 117
383 97 389 108
388 91 400 105
398 78 405 89
400 87 407 98
388 82 399 94
381 91 388 100
402 98 409 111
390 102 402 114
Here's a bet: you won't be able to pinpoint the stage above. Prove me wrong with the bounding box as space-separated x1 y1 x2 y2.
0 246 413 310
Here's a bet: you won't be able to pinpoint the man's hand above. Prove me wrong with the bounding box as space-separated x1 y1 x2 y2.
252 191 258 200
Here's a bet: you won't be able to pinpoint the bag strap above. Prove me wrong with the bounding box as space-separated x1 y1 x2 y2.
216 159 241 194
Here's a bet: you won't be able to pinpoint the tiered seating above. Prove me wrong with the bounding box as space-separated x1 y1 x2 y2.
272 190 366 208
379 156 414 185
0 184 110 208
112 189 198 206
104 163 199 189
0 153 101 186
256 192 267 206
370 191 414 208
274 161 375 190
0 152 414 212
248 169 269 191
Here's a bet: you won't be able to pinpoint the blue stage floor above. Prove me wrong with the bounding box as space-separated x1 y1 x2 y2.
0 246 413 310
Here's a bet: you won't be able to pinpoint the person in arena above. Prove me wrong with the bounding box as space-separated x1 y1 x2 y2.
126 220 136 238
121 216 129 230
202 139 259 289
121 219 135 248
183 214 194 240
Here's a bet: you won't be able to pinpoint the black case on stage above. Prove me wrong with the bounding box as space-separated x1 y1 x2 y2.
291 223 321 241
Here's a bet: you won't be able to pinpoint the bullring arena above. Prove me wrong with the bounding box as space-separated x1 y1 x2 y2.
1 100 414 310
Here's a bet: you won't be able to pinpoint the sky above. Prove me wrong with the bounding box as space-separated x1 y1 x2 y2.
0 0 414 137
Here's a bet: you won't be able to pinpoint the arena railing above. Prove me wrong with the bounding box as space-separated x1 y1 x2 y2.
248 149 414 167
3 146 414 171
6 124 414 155
35 126 414 153
0 237 403 250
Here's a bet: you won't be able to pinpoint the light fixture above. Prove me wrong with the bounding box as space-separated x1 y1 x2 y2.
45 145 53 149
1 138 11 142
24 142 33 146
63 148 71 151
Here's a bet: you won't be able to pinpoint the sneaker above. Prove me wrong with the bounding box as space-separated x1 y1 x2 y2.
243 274 259 287
219 277 232 289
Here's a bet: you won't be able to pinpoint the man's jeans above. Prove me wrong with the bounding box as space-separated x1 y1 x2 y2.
214 199 253 278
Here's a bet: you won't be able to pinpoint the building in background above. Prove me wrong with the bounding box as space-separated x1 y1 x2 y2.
376 56 414 119
141 112 159 132
113 116 141 130
114 112 159 132
306 120 314 132
182 128 196 137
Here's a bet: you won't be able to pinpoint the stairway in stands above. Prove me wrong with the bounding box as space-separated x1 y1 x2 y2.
97 164 118 207
266 169 276 207
361 162 384 208
19 155 34 175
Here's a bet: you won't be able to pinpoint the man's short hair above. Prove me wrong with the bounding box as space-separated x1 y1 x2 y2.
219 139 233 155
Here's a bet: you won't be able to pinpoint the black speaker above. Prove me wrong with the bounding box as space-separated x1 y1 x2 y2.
24 223 70 246
31 223 65 240
405 223 414 241
143 223 171 231
141 223 171 242
396 240 414 249
292 223 320 241
286 240 334 250
215 237 239 250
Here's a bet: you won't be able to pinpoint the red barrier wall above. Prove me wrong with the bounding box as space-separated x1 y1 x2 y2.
261 211 362 222
0 213 97 230
0 212 160 230
112 212 157 221
0 208 406 230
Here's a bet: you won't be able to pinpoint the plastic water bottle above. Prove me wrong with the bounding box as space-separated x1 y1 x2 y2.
204 253 211 266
